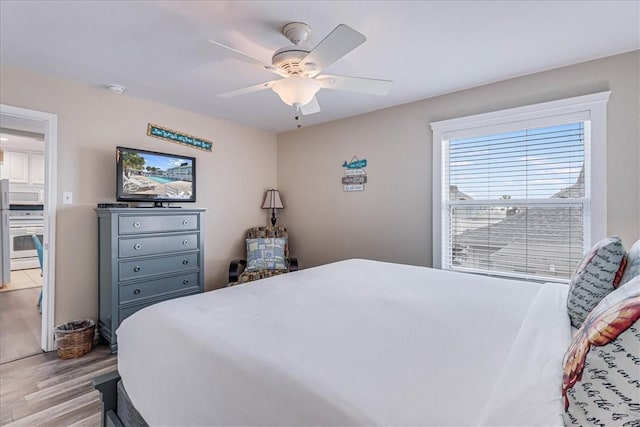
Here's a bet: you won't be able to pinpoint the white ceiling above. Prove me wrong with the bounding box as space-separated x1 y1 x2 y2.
1 1 638 133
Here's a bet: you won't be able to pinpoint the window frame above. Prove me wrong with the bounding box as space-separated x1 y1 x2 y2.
430 91 610 276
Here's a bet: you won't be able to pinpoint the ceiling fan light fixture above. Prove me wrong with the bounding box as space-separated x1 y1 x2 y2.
317 76 336 88
271 77 320 107
283 22 311 46
303 62 318 71
210 22 391 116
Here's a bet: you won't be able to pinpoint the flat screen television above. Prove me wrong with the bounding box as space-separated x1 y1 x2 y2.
116 146 196 206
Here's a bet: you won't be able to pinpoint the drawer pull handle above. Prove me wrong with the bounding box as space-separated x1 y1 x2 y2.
133 289 141 295
182 220 189 226
133 266 141 272
133 221 141 228
182 239 189 245
134 243 141 250
183 279 189 285
182 260 189 265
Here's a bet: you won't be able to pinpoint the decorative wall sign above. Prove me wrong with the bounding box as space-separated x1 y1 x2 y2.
147 123 213 152
344 184 365 191
342 158 367 169
342 156 367 192
342 175 367 185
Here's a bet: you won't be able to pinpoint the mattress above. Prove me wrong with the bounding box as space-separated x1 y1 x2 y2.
117 259 572 426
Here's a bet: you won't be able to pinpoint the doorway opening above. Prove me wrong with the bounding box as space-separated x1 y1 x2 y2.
0 104 58 362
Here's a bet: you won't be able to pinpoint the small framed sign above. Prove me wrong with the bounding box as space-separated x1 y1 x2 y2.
147 123 213 152
342 175 367 185
344 184 365 192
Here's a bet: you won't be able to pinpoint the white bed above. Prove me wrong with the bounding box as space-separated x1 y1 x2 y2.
117 259 572 426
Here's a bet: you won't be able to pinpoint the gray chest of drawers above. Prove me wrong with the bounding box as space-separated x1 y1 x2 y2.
96 208 205 352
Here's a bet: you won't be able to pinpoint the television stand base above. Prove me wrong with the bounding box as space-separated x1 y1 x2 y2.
152 202 183 208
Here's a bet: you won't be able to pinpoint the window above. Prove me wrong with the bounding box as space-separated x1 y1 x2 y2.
431 92 609 282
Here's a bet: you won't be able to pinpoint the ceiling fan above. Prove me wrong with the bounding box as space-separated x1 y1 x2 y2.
204 22 393 115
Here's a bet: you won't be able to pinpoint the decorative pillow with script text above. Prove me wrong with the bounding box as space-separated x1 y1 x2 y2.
567 236 627 328
562 276 640 427
620 239 640 286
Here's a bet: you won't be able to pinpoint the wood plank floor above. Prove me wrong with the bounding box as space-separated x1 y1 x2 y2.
0 287 43 364
0 344 117 426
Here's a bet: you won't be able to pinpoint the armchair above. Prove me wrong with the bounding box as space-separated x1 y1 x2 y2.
229 226 298 285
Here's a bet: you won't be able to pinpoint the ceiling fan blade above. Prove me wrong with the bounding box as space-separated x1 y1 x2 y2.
198 39 288 77
217 80 277 98
301 24 366 77
299 96 321 115
316 74 393 95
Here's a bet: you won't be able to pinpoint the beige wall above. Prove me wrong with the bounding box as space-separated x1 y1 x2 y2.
0 65 278 324
1 51 638 325
277 51 640 269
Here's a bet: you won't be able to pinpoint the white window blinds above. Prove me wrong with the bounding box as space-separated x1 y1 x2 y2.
443 122 587 282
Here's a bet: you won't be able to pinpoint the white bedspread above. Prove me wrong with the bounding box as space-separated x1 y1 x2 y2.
117 259 571 426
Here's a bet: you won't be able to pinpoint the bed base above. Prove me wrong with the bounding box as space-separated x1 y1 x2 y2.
92 370 148 427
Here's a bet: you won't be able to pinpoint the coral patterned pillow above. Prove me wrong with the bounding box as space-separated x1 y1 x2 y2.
562 276 640 426
567 237 627 328
620 239 640 286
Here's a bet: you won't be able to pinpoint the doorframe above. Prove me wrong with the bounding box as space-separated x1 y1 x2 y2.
1 104 58 352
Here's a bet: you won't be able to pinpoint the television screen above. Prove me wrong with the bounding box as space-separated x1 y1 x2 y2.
116 146 196 205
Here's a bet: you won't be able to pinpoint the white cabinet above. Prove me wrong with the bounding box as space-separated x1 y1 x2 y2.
1 151 29 183
29 153 45 185
0 151 44 185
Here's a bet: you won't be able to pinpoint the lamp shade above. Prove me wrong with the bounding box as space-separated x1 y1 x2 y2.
271 77 320 107
262 189 284 209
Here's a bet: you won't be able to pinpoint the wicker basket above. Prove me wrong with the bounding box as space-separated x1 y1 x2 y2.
54 319 95 359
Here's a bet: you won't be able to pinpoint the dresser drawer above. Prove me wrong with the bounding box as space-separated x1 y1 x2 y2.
118 290 199 324
119 252 199 281
119 301 154 325
119 233 199 258
118 214 199 235
119 273 199 304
